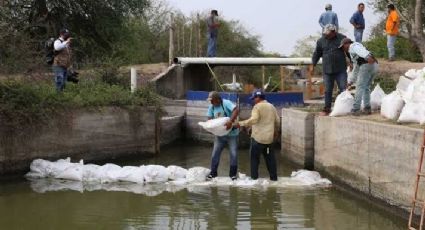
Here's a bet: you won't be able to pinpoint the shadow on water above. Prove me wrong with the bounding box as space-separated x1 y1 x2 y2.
0 142 406 230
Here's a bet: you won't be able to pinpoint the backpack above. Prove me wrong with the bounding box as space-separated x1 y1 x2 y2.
44 37 56 65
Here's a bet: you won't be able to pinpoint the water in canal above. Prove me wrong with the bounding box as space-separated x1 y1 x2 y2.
0 143 406 230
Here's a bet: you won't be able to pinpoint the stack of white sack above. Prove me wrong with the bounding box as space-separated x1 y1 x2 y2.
198 117 231 136
381 67 425 122
368 84 387 110
26 158 216 184
330 91 354 117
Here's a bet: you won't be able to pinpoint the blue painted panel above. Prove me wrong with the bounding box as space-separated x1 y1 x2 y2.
186 90 238 102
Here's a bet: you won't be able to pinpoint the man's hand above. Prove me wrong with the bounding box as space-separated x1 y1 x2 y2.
367 56 375 64
225 121 233 130
348 63 353 71
233 123 241 129
308 64 314 75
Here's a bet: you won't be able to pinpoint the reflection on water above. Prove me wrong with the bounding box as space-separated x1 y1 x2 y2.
0 143 405 230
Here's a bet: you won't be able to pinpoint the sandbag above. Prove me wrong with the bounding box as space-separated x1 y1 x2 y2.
380 91 405 120
54 161 84 181
143 165 170 183
405 68 425 80
398 102 425 124
117 166 145 184
370 84 387 110
329 91 354 117
396 76 413 97
198 117 231 136
186 167 211 182
26 159 53 178
167 165 188 180
410 76 425 103
99 164 123 183
83 164 103 182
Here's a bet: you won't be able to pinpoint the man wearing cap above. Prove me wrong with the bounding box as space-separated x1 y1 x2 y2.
235 91 280 181
350 3 366 42
385 4 399 61
206 91 239 180
52 29 73 92
340 38 378 115
206 10 220 57
319 4 339 32
312 24 349 116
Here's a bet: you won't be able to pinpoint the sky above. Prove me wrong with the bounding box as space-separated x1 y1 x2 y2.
165 0 384 56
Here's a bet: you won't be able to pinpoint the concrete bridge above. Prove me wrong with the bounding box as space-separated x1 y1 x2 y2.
151 57 319 99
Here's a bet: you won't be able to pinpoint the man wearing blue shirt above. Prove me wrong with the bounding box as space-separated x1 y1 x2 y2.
319 4 339 32
206 91 239 180
350 3 366 42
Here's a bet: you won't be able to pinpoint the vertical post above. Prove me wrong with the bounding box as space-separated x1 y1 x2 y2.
182 23 185 56
280 66 285 92
197 13 202 57
307 65 313 99
131 67 137 93
176 20 180 55
262 66 265 90
189 20 193 57
169 13 174 65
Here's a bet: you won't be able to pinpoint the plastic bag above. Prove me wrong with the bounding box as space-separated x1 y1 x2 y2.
117 166 145 184
370 84 387 110
54 162 84 181
198 117 231 136
167 165 188 180
380 91 405 120
99 164 123 183
143 165 170 183
186 167 211 182
329 91 354 117
398 102 425 124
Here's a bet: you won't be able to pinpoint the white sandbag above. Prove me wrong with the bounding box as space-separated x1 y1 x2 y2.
26 159 52 178
396 76 413 96
99 164 123 183
167 165 188 180
117 166 145 184
380 91 405 120
329 91 354 117
54 161 84 181
198 117 231 136
290 170 332 186
370 84 387 110
186 167 211 182
83 164 103 182
398 102 425 124
410 76 425 103
143 165 170 183
405 68 425 80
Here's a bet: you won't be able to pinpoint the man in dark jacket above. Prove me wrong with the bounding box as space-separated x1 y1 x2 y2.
311 24 348 116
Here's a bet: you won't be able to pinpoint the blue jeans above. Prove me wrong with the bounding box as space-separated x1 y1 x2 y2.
354 29 364 43
249 138 277 181
323 71 347 111
352 63 378 111
207 32 217 57
52 65 68 92
387 35 396 59
210 135 238 177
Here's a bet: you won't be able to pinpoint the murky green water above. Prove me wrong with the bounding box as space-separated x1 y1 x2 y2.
0 143 406 230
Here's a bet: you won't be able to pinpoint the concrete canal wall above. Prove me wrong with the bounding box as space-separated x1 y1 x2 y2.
0 107 183 175
281 108 425 210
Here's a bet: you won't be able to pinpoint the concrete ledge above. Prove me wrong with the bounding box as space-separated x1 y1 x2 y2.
281 108 315 169
0 107 163 175
315 116 424 209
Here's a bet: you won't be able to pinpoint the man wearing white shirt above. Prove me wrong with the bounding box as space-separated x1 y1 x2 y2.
52 29 73 92
340 38 378 115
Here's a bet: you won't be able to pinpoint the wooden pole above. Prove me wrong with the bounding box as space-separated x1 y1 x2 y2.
176 20 180 55
182 23 185 56
169 13 174 65
197 13 202 57
307 65 313 99
262 66 265 90
189 21 193 57
280 66 285 92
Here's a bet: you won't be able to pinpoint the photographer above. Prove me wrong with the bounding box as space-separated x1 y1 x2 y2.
52 29 73 92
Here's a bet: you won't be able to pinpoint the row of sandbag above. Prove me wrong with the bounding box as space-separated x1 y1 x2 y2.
26 158 211 183
381 68 425 124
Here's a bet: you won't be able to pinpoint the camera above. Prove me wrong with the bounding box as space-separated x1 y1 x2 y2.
67 70 79 83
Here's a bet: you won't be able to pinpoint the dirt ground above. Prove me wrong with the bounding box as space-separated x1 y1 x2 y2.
377 59 425 79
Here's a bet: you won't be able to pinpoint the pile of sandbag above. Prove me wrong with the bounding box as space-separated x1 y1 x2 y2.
198 117 231 136
26 158 209 184
380 67 425 124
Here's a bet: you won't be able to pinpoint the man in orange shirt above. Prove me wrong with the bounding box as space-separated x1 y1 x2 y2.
385 3 399 61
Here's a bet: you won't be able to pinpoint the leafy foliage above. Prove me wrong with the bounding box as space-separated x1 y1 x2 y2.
364 35 423 62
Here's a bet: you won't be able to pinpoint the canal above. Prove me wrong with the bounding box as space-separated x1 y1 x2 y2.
0 143 406 229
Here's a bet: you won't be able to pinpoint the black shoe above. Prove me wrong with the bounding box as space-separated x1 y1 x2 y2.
351 110 361 116
363 107 372 115
231 176 237 181
206 174 216 181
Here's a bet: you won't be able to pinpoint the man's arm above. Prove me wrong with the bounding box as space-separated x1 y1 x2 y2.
312 40 322 66
334 14 339 30
225 107 239 130
318 14 325 28
54 39 70 51
239 106 260 127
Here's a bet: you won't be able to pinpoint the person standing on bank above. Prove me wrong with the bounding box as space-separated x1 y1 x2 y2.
350 3 366 43
206 91 239 181
386 3 399 61
235 91 280 181
340 38 378 116
311 24 349 116
207 10 220 57
319 4 339 32
53 29 72 92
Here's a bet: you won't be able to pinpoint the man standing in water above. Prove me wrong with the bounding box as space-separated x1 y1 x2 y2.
206 10 219 57
206 91 239 181
236 91 280 181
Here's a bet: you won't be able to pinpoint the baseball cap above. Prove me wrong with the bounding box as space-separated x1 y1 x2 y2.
207 91 221 101
325 3 332 10
323 24 337 35
249 90 265 100
338 38 353 48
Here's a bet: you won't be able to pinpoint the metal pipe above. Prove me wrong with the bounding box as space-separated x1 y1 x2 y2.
131 68 137 93
173 57 321 67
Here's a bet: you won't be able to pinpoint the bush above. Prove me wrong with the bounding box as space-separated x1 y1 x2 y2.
364 35 423 62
